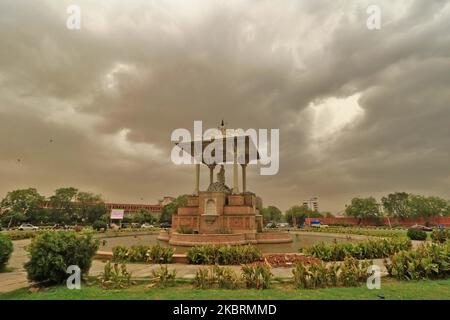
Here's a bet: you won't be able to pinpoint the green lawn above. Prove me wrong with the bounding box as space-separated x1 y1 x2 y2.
1 278 449 300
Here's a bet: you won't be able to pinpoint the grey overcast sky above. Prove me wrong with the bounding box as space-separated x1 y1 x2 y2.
1 0 449 213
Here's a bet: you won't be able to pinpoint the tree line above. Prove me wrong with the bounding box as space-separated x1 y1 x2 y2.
0 187 108 227
262 192 450 226
345 192 450 221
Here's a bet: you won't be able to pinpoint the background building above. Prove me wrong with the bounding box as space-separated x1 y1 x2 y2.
302 197 319 212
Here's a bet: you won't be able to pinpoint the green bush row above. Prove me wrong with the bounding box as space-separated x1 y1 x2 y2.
150 264 272 290
152 260 370 291
112 244 174 264
293 257 371 289
302 238 412 261
0 233 13 271
385 242 450 280
186 245 263 265
299 227 405 238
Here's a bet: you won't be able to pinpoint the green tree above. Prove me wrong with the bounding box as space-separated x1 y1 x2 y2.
285 205 320 226
408 195 450 219
132 208 156 224
0 188 46 226
76 192 105 224
345 197 381 223
159 195 187 223
48 187 79 224
260 206 282 223
381 192 411 219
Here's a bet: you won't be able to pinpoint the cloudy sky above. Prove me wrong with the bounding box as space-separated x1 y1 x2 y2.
1 0 449 213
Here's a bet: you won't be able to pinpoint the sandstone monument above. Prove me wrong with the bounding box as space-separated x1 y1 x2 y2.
158 121 292 246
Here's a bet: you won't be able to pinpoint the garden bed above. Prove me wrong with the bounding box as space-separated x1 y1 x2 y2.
263 253 320 268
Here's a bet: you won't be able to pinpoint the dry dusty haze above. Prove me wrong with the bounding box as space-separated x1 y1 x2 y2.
0 0 450 212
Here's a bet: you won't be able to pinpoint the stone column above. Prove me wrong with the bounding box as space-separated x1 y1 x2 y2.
232 146 239 194
241 164 247 193
194 163 200 195
208 164 215 185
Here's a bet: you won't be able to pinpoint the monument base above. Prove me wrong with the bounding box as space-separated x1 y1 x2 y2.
157 230 293 247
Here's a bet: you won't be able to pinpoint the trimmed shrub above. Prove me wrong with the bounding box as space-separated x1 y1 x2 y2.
215 266 240 289
385 243 450 280
2 231 37 241
302 238 411 261
187 245 262 265
407 228 427 241
112 244 174 264
292 257 371 289
0 233 13 271
193 267 214 289
92 220 107 231
147 244 174 264
152 265 176 287
431 229 449 244
24 231 99 285
192 266 241 290
241 264 273 289
99 261 133 289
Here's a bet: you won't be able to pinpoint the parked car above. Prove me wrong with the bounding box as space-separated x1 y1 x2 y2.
276 223 290 228
310 220 329 228
52 224 70 230
160 222 172 228
18 223 39 231
410 224 433 232
141 223 154 229
265 222 277 229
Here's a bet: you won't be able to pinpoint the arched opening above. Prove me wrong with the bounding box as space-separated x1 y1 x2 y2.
205 199 217 215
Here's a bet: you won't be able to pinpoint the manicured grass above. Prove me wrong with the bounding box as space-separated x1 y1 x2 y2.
1 278 449 300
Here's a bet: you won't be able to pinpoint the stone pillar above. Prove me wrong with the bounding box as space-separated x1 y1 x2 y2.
232 146 239 194
241 164 247 193
208 165 215 185
194 163 200 195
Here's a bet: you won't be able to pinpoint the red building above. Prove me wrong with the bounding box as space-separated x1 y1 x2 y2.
105 202 162 216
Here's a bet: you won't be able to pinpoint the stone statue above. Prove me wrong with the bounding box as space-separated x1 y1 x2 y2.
207 164 231 193
217 165 225 184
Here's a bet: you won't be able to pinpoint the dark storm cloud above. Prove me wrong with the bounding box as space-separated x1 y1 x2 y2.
0 0 449 212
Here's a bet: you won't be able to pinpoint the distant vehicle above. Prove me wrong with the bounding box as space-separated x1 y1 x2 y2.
18 223 39 231
410 224 433 232
310 220 329 228
160 222 172 228
265 222 277 229
52 224 70 230
276 223 290 228
141 223 154 229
